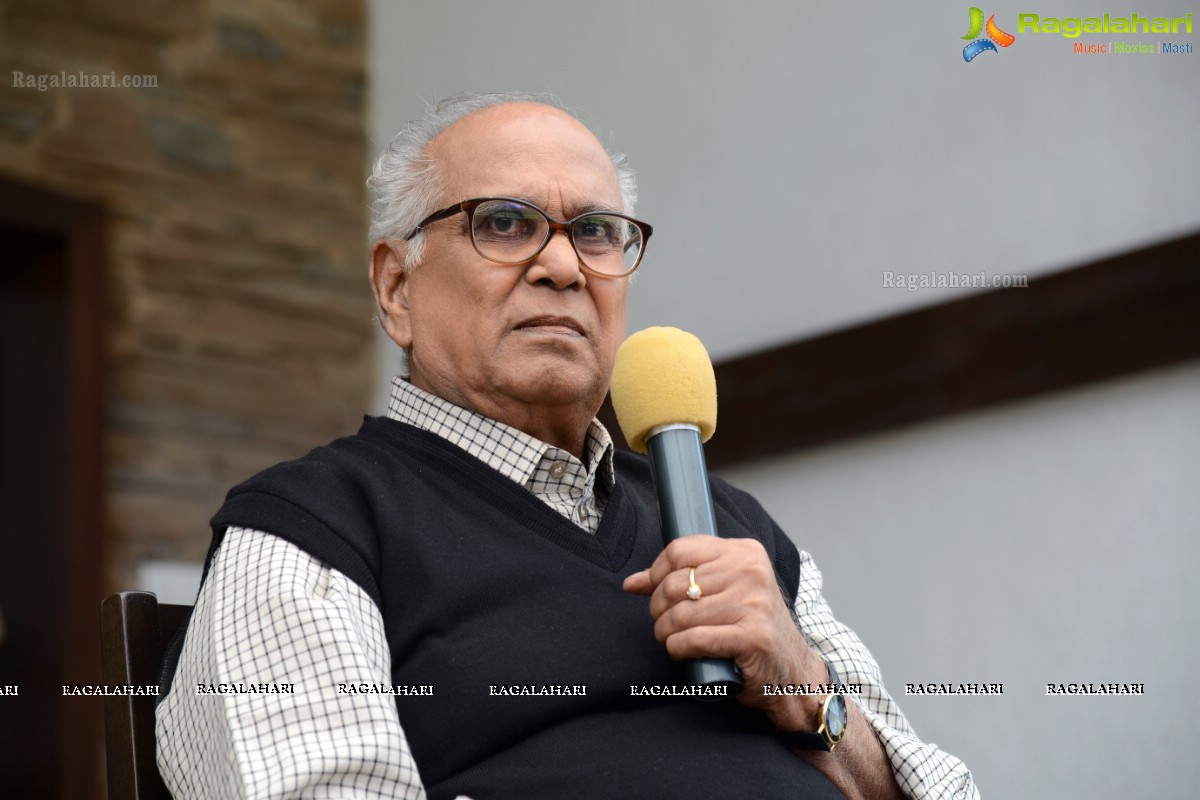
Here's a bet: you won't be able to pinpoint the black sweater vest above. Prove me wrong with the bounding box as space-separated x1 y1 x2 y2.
204 417 843 800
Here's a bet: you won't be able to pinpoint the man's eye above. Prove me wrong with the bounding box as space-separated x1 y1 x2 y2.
477 210 536 238
576 218 619 245
489 214 519 234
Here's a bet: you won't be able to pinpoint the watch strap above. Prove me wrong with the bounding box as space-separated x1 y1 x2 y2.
777 657 845 752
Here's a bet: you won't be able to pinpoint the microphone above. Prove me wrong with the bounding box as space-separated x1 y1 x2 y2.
610 326 743 693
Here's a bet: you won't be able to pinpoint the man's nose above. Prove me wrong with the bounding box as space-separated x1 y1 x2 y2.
525 229 585 289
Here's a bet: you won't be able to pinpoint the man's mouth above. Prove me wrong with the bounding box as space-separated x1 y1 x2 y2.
514 316 585 336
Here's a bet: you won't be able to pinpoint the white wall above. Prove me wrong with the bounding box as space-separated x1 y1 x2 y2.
369 1 1200 796
718 361 1200 797
370 0 1199 368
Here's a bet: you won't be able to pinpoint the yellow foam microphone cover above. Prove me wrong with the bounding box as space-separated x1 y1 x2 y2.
610 326 717 454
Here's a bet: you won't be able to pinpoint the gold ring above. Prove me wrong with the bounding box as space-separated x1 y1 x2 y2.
686 567 702 601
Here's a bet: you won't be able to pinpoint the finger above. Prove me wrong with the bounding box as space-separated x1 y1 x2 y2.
666 543 780 615
661 623 746 662
646 562 730 620
622 569 653 596
645 535 731 588
652 587 755 643
654 572 783 639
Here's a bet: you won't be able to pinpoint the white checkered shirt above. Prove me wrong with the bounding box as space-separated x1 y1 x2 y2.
156 377 979 799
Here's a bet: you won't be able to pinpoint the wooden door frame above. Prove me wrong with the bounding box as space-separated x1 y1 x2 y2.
0 176 106 799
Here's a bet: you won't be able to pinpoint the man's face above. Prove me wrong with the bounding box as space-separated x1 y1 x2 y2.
382 103 629 433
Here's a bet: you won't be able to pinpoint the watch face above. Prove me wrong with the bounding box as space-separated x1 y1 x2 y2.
826 694 848 742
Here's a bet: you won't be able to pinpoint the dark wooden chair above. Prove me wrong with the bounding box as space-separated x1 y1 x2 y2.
100 591 192 800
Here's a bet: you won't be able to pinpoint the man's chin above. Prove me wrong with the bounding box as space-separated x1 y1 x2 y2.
500 366 604 412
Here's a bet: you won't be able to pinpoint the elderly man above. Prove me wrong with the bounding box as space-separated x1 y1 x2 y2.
157 92 979 800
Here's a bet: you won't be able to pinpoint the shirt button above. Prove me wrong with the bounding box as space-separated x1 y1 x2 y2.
548 461 567 479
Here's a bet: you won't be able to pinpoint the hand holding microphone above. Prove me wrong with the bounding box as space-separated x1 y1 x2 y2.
611 326 741 692
614 328 828 731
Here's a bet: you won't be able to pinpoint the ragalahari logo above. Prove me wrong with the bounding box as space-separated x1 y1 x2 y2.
962 7 1016 61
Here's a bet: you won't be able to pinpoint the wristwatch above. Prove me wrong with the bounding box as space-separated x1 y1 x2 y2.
778 658 849 752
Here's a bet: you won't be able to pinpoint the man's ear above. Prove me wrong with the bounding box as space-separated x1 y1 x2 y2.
369 240 413 349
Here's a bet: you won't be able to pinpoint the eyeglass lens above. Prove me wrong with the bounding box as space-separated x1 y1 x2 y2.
470 199 643 275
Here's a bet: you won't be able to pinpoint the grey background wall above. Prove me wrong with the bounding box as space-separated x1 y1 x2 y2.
368 1 1200 796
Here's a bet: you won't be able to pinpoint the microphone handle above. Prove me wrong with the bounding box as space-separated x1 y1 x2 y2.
646 426 744 694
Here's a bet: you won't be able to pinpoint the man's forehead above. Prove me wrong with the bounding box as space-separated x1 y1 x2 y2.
430 103 621 207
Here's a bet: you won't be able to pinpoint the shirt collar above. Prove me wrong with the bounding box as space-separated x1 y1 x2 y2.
384 376 615 495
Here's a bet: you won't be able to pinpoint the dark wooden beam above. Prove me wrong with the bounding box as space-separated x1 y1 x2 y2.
600 230 1200 468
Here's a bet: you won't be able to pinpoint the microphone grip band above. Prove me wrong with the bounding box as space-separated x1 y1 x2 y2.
646 427 744 695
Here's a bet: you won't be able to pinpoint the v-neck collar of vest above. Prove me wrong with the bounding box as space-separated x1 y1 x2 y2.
363 416 639 573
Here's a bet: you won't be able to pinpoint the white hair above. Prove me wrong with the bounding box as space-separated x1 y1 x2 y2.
367 91 639 271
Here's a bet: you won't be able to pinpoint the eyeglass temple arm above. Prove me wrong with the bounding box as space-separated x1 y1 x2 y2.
402 204 467 241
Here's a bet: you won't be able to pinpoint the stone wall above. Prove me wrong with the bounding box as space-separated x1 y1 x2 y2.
0 0 373 589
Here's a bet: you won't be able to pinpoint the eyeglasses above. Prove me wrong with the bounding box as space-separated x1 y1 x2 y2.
404 197 653 278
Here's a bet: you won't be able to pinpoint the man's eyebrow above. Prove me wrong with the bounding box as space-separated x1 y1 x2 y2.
502 195 623 218
561 200 623 217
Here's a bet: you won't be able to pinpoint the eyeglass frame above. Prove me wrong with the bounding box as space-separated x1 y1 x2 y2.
402 196 653 278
